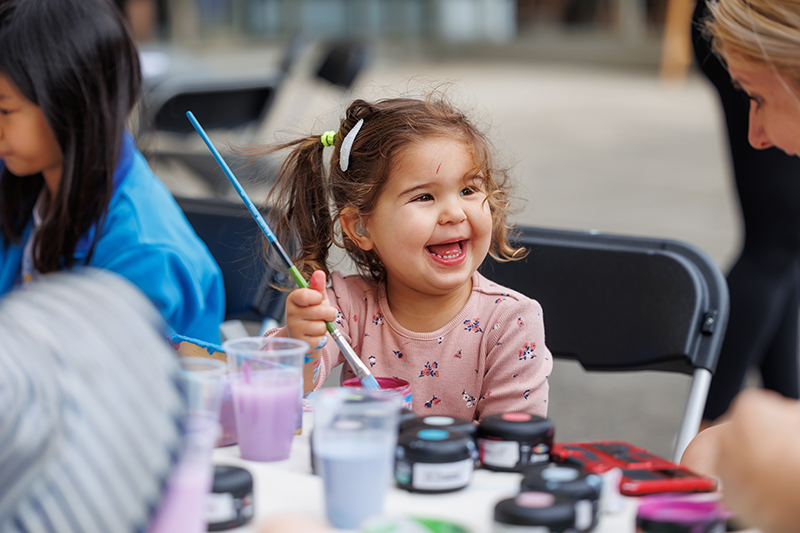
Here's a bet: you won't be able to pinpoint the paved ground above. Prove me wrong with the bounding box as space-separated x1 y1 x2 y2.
152 41 743 459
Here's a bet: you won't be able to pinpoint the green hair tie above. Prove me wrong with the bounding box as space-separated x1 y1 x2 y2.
320 131 336 147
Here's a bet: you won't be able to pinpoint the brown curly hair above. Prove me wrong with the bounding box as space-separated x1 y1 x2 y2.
249 93 526 286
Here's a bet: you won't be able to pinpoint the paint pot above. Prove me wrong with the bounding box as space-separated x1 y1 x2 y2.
402 415 479 464
401 416 478 441
521 463 601 532
494 491 592 532
636 494 727 533
477 413 554 472
395 428 475 493
343 376 413 410
399 408 418 426
206 466 254 531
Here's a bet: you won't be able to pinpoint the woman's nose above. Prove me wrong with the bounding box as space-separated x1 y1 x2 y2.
748 104 774 150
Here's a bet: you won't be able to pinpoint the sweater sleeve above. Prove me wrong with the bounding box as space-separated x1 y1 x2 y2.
476 298 552 420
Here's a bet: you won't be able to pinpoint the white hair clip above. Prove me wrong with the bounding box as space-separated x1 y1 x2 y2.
339 118 364 172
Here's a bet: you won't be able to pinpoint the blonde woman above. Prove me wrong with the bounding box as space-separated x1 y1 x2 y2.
692 0 800 429
682 2 800 531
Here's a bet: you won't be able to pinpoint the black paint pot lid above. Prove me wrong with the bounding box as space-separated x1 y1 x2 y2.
477 412 555 440
212 465 253 498
397 429 475 463
494 492 576 530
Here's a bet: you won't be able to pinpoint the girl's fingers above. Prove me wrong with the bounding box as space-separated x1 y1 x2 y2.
289 288 324 308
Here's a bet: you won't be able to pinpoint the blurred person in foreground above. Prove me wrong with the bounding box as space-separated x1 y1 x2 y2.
682 0 800 531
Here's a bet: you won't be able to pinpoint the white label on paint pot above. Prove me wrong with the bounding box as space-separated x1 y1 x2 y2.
492 523 550 532
206 492 237 523
574 499 593 530
412 458 473 490
480 439 520 468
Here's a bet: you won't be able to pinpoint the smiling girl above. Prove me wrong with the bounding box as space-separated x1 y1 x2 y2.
257 96 552 420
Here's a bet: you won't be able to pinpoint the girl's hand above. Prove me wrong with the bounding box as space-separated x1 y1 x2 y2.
285 270 337 353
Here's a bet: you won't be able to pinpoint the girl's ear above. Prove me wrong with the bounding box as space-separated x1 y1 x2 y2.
341 209 374 251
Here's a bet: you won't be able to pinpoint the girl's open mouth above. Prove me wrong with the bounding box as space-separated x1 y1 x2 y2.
426 240 466 260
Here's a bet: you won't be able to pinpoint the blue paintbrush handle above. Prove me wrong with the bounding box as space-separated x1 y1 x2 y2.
186 111 379 391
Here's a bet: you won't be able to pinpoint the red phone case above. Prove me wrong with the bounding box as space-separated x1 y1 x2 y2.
550 441 717 496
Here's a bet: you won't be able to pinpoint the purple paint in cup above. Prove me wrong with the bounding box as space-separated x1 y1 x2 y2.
224 337 308 462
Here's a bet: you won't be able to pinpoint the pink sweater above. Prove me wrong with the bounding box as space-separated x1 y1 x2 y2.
273 271 552 421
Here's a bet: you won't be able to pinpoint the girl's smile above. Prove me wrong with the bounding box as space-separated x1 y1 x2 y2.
426 239 467 265
355 137 493 327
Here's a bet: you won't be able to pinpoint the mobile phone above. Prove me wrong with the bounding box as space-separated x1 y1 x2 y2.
550 441 717 496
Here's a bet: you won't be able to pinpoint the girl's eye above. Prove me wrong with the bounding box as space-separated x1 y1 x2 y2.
412 193 433 202
460 186 477 196
0 108 10 116
749 95 764 109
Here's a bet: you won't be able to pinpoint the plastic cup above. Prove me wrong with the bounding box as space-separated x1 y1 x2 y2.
217 374 238 446
148 358 225 532
342 376 413 410
224 337 308 462
178 357 226 419
312 387 400 529
147 415 220 533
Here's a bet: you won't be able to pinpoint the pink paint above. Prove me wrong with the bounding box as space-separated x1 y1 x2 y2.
231 373 301 462
515 491 556 508
343 376 413 410
501 412 532 422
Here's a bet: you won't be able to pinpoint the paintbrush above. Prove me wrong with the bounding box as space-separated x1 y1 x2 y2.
186 111 380 391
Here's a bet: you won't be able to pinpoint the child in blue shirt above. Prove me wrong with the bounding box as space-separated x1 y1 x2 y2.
0 0 224 343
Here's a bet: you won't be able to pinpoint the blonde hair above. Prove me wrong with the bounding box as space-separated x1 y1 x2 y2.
707 0 800 80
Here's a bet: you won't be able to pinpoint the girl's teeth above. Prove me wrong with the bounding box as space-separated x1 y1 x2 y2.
431 251 461 259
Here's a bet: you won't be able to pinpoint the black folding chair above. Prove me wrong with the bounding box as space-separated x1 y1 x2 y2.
480 226 729 462
175 196 288 335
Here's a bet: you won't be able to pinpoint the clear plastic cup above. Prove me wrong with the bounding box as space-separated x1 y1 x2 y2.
223 337 308 462
178 356 226 419
312 387 400 529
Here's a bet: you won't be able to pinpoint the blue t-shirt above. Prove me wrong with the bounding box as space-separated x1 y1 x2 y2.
0 134 225 343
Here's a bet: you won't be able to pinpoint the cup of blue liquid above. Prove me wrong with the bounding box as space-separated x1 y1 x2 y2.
312 387 400 529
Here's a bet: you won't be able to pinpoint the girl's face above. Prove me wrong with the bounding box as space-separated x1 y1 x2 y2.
726 56 800 156
359 137 493 303
0 72 63 194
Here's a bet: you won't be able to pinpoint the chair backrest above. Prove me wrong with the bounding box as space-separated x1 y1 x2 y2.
175 196 287 325
146 76 278 136
315 39 369 90
480 226 729 461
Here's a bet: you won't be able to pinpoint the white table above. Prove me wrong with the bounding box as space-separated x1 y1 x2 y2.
212 416 639 533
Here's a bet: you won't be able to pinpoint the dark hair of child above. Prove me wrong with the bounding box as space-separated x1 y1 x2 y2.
248 94 526 285
0 0 141 272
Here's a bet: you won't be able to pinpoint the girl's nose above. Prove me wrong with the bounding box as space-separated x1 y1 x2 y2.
748 104 773 150
438 198 468 225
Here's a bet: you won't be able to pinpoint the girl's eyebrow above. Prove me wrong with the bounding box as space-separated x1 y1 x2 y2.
397 182 433 198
